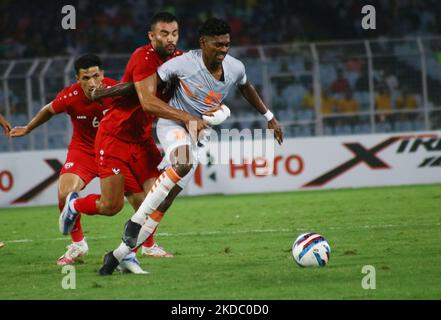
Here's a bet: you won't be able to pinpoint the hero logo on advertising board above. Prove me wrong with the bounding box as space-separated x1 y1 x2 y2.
230 155 304 178
193 152 304 188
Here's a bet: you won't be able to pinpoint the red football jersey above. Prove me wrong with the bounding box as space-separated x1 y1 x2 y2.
99 44 183 143
52 77 118 155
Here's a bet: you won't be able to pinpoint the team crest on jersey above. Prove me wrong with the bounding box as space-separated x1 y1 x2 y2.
112 168 120 175
65 162 74 169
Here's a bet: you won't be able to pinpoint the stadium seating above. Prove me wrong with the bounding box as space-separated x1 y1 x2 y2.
1 1 441 152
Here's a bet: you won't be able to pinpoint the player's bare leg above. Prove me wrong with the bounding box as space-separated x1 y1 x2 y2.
62 174 151 273
57 173 89 266
66 174 125 218
59 174 126 235
58 173 86 205
96 175 126 215
125 191 146 212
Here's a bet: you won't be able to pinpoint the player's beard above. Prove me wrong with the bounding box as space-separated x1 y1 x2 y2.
157 43 176 59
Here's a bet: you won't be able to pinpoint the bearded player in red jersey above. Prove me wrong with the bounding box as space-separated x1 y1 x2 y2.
9 54 163 270
59 13 207 268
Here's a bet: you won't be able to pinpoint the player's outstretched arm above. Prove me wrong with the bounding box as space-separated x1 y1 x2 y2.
0 113 12 137
135 74 208 139
91 83 136 101
238 81 283 145
9 103 56 138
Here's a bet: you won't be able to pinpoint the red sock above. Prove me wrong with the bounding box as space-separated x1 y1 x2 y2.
58 201 64 213
70 215 84 242
73 194 100 215
142 227 157 248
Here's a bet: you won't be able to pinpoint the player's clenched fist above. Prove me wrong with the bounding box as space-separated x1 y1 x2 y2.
9 126 29 138
268 118 283 145
184 114 209 143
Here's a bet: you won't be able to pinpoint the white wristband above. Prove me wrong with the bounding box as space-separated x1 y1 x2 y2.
263 110 274 121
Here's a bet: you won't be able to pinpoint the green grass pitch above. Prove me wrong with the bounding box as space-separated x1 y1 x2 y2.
0 184 440 299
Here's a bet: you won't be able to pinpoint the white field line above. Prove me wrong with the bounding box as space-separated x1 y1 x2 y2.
2 222 440 244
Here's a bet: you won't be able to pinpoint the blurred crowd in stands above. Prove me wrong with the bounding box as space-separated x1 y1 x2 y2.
1 0 441 150
1 0 441 59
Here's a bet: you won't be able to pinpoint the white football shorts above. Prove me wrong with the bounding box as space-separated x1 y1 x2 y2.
156 118 203 188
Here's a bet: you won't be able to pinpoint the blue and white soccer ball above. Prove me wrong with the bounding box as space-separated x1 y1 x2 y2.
292 232 331 267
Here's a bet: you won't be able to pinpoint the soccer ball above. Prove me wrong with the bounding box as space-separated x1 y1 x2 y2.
292 232 331 267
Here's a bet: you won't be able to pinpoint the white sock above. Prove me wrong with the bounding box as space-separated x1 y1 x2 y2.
135 218 160 248
113 242 132 262
123 251 135 260
131 169 180 225
73 238 87 249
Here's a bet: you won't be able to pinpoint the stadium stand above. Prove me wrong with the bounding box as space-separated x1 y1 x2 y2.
1 0 441 151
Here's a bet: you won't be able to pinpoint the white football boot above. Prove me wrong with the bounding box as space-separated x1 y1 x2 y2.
59 192 80 235
57 241 89 266
141 243 174 258
117 252 149 274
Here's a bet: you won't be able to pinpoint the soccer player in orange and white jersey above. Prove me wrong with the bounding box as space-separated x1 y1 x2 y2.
98 18 283 275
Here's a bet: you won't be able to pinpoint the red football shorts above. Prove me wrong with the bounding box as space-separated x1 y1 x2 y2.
59 149 98 187
95 130 162 193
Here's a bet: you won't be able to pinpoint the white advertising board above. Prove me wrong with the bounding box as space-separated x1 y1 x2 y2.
1 131 440 208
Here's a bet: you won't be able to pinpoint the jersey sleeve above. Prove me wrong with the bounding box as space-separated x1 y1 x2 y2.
235 60 247 86
51 88 71 113
157 54 191 82
102 77 119 87
132 51 158 82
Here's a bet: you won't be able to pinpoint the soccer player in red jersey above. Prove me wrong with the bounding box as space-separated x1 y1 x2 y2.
9 54 156 269
60 13 207 264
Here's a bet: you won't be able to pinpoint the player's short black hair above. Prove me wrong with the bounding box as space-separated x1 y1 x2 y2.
74 54 102 74
150 12 178 31
199 18 231 37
